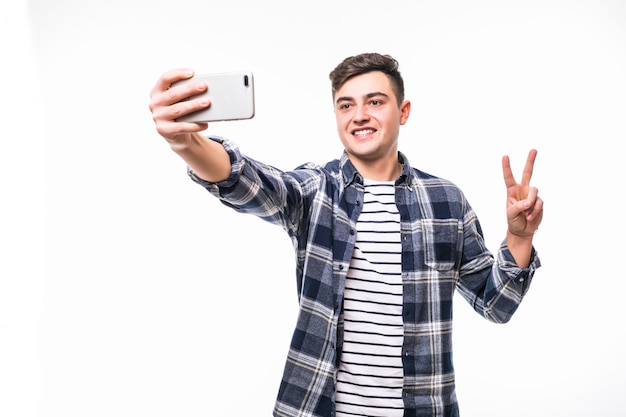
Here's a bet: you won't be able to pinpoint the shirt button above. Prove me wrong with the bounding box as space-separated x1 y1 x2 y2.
519 278 525 282
349 229 355 235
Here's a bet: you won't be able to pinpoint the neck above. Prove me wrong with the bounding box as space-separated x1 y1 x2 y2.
351 156 402 181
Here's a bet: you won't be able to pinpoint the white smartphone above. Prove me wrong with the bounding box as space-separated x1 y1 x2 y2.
173 71 255 122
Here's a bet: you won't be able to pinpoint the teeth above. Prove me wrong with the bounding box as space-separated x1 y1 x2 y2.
354 129 374 136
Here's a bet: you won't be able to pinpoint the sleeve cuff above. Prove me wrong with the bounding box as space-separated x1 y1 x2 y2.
498 239 541 285
187 135 245 191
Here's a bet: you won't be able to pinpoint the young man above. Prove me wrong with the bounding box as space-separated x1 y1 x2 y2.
149 53 543 417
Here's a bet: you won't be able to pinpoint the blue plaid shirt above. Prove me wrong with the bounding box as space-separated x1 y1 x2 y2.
190 136 541 417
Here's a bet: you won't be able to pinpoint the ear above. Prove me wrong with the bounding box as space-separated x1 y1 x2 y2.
399 100 411 125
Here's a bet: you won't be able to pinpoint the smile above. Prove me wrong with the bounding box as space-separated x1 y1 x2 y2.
353 129 375 136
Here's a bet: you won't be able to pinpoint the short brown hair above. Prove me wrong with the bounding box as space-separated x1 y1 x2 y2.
329 52 405 105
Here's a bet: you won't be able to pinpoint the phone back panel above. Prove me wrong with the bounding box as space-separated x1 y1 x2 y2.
174 71 255 122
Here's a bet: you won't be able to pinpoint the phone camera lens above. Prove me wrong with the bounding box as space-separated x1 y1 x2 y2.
244 75 249 87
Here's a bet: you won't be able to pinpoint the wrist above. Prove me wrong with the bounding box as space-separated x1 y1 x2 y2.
507 227 537 242
506 228 535 268
507 227 536 238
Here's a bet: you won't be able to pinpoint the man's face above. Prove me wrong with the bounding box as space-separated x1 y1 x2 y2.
333 71 410 170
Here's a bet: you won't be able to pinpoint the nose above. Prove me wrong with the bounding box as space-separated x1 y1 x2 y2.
353 104 369 123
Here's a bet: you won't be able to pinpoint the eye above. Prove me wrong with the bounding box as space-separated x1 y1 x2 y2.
370 99 382 106
339 103 352 110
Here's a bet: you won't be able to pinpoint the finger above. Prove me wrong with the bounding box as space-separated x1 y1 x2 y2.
158 120 209 139
502 154 517 188
149 69 210 124
521 186 538 213
521 149 538 186
526 194 543 222
506 197 529 221
168 97 211 122
516 187 542 221
152 95 211 128
149 68 195 99
507 186 536 215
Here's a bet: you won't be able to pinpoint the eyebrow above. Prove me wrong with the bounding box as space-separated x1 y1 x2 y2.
335 91 390 105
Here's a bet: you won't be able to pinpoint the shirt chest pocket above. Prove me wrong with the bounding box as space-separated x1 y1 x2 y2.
421 220 461 272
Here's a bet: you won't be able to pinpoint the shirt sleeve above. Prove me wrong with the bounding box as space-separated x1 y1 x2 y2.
187 136 246 194
456 204 541 324
186 135 321 237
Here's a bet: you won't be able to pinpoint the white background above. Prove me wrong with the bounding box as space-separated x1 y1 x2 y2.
2 0 625 415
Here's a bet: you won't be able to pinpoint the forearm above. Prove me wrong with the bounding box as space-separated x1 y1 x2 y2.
170 132 231 182
505 230 534 268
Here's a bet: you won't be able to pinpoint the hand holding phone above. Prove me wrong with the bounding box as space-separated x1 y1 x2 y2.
173 71 255 123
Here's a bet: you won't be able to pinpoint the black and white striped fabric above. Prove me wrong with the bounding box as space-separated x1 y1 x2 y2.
335 180 404 417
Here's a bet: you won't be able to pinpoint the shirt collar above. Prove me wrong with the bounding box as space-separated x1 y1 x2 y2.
339 151 414 187
395 151 413 186
339 152 362 186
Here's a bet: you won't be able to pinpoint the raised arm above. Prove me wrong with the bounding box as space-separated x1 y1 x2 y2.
502 149 544 268
148 68 230 182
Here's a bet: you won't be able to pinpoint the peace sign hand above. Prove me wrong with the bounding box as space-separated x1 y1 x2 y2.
502 149 544 239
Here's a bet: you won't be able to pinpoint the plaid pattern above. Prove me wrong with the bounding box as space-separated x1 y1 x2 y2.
190 136 541 417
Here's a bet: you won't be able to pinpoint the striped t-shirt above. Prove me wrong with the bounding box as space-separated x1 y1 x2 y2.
335 180 404 417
